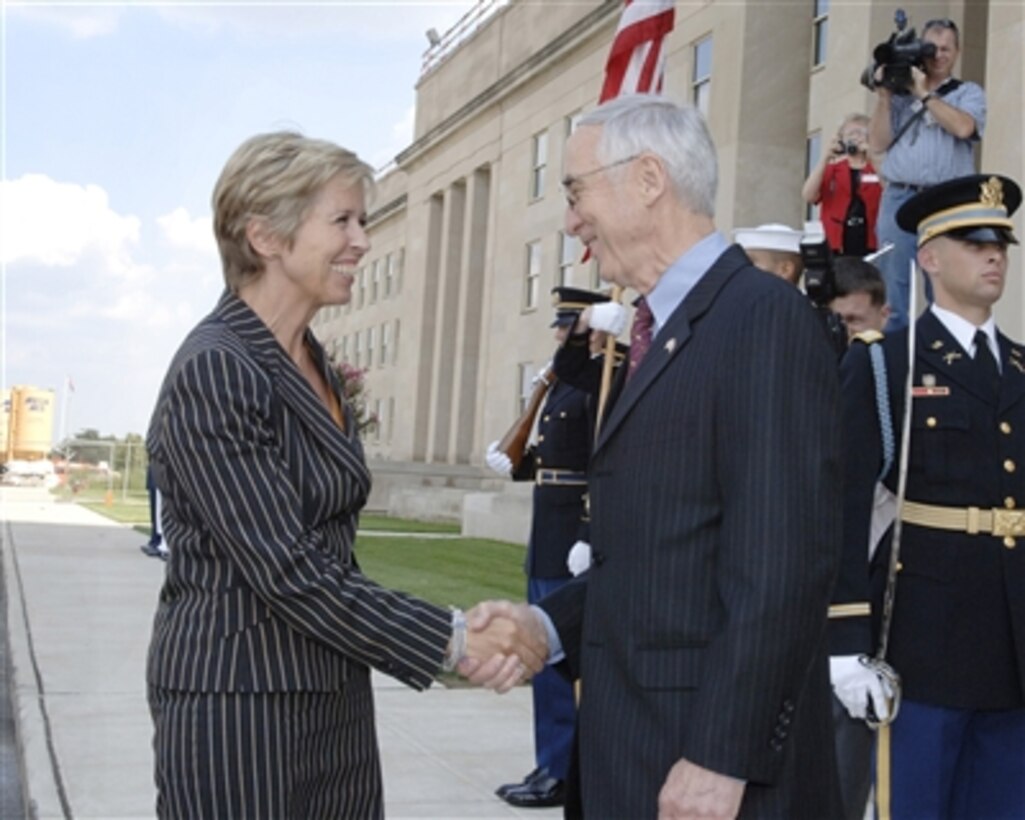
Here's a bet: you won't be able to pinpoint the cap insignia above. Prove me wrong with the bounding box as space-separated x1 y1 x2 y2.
980 176 1004 209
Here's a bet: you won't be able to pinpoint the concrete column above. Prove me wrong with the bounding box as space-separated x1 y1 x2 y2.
412 193 444 462
449 166 491 464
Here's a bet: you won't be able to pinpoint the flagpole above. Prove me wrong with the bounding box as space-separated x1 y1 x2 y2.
591 0 674 438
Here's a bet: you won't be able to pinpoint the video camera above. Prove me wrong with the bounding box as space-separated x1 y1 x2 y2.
860 9 936 95
800 233 848 359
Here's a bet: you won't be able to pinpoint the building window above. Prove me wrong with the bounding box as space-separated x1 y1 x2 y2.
530 130 548 200
590 258 602 290
394 248 404 295
340 335 349 363
517 363 537 414
380 322 390 366
373 399 382 442
353 332 361 367
366 326 375 366
558 232 578 287
692 35 713 117
524 240 542 309
347 267 361 313
387 397 395 442
370 259 380 303
357 268 366 309
805 131 822 221
384 252 395 297
813 0 829 67
392 319 400 364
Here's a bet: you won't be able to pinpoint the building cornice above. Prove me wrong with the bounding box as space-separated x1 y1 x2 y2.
367 193 407 228
396 1 619 168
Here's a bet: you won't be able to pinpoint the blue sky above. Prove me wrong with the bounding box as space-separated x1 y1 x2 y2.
2 1 478 440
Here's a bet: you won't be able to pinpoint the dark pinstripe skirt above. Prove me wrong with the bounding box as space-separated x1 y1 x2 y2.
149 673 383 820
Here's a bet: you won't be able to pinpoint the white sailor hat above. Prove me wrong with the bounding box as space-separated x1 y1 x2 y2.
733 223 803 254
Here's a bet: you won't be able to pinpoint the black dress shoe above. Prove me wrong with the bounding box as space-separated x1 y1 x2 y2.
496 767 543 799
501 774 565 808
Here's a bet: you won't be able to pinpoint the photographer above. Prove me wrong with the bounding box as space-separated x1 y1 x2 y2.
868 17 985 333
803 114 882 258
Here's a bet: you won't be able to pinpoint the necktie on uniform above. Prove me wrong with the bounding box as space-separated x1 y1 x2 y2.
972 328 1001 397
627 297 654 381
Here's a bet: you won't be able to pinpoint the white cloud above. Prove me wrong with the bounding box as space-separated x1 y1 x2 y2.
1 174 141 273
157 207 217 257
5 4 122 39
153 2 482 42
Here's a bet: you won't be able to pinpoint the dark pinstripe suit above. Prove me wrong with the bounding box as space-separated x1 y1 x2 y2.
146 292 452 818
543 245 843 818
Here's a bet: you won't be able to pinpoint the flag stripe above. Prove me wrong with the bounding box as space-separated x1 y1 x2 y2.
598 1 675 102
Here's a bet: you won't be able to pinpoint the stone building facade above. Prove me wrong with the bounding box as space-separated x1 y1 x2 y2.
312 0 1024 522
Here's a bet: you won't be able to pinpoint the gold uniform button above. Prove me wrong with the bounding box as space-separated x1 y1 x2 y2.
926 417 938 428
543 415 550 422
1005 459 1017 473
896 561 904 572
538 435 545 443
536 456 543 465
1004 537 1017 549
999 421 1012 434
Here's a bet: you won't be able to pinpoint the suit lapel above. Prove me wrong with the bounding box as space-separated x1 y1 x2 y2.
915 311 997 405
594 245 747 454
214 293 367 477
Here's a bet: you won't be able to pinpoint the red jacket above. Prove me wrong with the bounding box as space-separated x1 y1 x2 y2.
815 159 882 254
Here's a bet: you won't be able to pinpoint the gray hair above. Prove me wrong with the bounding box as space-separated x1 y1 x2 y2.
577 94 718 217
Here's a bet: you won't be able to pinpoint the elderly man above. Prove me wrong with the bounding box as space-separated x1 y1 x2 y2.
840 174 1024 818
470 95 842 818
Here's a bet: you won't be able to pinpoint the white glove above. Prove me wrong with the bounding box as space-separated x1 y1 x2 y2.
587 302 629 336
566 540 592 576
830 655 893 721
485 440 513 476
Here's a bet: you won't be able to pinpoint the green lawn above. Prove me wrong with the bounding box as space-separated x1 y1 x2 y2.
354 535 526 610
358 514 460 534
79 498 525 608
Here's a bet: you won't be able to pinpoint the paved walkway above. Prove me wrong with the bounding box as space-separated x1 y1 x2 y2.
0 486 560 819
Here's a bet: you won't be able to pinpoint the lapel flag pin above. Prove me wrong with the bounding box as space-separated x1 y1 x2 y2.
664 338 677 354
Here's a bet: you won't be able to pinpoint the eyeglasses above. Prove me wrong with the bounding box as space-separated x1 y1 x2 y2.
562 154 639 208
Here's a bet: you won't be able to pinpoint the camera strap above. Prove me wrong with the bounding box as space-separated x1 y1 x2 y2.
887 78 963 151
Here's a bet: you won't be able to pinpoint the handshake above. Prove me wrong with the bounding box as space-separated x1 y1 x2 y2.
449 601 550 693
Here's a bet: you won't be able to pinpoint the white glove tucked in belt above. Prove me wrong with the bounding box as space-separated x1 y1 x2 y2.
830 654 893 721
485 440 513 476
566 540 592 576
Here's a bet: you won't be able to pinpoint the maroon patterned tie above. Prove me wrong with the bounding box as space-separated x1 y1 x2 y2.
627 298 654 381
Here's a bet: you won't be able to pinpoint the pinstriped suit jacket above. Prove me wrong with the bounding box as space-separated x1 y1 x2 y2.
544 246 843 818
146 292 451 695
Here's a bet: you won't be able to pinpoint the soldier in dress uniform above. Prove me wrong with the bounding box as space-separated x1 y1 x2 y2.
484 286 610 808
840 173 1025 818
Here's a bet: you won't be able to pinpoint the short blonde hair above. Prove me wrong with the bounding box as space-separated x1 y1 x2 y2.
212 131 374 291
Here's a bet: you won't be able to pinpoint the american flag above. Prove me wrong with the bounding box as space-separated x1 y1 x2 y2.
599 0 676 103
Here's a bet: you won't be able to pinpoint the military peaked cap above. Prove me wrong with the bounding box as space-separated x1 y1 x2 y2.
896 174 1021 247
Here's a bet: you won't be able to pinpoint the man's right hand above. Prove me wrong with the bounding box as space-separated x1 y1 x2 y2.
485 441 513 476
